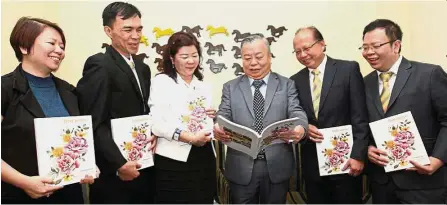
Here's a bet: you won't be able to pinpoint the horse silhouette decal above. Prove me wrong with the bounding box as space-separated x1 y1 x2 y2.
153 27 174 40
231 46 241 59
206 25 229 38
140 35 149 46
267 25 288 38
232 30 252 43
232 63 244 76
181 25 203 37
154 58 163 72
204 42 227 56
206 59 227 74
152 43 168 55
266 37 277 45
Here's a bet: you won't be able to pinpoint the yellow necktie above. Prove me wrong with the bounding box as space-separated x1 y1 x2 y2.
312 70 322 118
379 72 393 112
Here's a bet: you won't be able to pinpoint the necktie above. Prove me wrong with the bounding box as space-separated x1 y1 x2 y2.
252 80 265 134
380 72 393 112
311 70 322 119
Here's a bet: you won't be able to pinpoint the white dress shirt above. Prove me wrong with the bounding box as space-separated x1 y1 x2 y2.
247 72 271 98
308 55 327 100
377 55 403 94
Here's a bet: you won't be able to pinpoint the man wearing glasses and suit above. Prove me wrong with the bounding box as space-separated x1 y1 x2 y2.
290 26 370 203
362 19 447 204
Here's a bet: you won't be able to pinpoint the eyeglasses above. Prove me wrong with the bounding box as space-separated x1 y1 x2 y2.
292 40 321 56
359 40 395 52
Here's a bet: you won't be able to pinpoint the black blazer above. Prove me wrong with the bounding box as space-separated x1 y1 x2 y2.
364 57 447 190
76 45 151 176
290 56 370 181
1 65 79 197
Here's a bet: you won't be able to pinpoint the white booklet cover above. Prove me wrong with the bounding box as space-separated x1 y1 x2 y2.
111 115 154 169
316 125 353 176
216 116 304 158
155 92 214 162
34 116 96 186
369 111 430 172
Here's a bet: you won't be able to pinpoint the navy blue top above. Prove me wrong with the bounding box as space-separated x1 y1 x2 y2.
24 71 70 117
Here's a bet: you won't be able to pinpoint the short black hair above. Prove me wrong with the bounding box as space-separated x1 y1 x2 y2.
102 2 141 27
363 19 403 52
10 17 65 62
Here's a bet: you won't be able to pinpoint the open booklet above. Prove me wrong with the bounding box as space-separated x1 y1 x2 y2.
111 115 154 170
34 116 97 186
216 116 304 158
316 125 353 176
369 111 430 172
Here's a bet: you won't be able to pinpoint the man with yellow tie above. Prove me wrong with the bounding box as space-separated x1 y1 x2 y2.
362 19 447 204
290 26 370 203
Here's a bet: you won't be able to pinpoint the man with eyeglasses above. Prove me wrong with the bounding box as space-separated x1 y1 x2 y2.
362 19 447 204
290 26 369 204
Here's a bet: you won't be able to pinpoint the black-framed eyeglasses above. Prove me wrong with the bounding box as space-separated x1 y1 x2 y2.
359 40 396 52
292 40 321 56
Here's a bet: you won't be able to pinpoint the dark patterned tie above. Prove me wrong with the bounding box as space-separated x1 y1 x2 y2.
253 80 265 134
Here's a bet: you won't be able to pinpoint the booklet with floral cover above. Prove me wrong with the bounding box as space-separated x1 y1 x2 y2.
369 111 430 172
316 125 353 176
155 93 214 162
216 116 304 158
34 116 96 186
111 115 154 170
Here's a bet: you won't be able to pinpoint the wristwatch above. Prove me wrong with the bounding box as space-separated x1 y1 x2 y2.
173 128 182 141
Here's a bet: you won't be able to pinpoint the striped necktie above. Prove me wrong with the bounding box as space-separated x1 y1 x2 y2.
379 72 393 112
311 70 322 119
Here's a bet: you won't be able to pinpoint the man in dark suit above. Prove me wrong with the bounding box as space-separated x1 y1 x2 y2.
76 2 155 203
214 34 308 204
290 27 369 203
362 19 447 204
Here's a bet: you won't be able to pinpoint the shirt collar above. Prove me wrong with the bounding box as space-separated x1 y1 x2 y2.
248 72 271 86
376 55 402 76
308 54 327 75
119 53 135 69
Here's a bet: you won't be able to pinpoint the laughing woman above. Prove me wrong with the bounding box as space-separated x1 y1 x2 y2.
1 17 95 203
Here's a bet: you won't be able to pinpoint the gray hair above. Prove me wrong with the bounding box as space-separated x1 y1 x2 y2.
240 33 271 54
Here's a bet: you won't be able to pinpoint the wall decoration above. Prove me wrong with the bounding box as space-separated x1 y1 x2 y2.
133 53 149 62
231 46 241 59
206 25 229 38
266 37 277 45
181 25 203 37
140 35 149 46
267 25 288 38
204 42 227 56
232 30 251 43
232 63 244 76
207 59 227 74
154 58 163 72
151 43 167 55
152 27 174 40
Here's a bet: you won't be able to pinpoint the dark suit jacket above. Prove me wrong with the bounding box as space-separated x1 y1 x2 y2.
1 64 79 198
290 56 370 181
364 57 447 189
76 45 151 176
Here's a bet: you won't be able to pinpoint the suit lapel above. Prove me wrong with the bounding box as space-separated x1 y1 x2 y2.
54 78 79 116
387 58 412 111
263 73 279 117
106 46 143 102
297 69 315 119
134 61 147 100
319 57 337 112
366 72 385 116
238 75 255 118
13 66 45 118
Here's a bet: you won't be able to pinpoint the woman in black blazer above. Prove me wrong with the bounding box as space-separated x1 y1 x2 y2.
1 17 95 204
